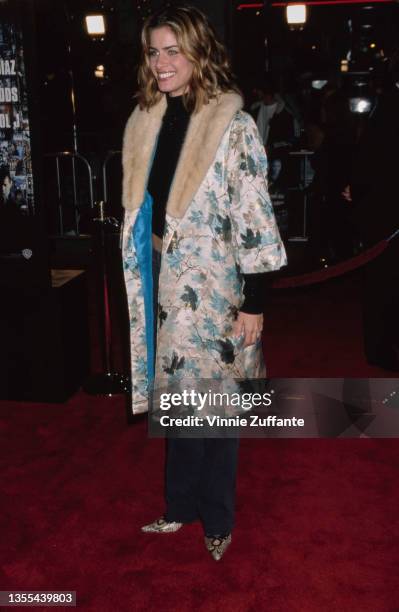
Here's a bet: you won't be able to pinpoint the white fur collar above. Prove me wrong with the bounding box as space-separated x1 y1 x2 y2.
122 92 243 218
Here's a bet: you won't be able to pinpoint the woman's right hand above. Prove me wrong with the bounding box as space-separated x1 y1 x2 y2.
232 311 263 348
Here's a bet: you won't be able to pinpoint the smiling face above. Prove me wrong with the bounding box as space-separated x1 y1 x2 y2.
148 26 194 97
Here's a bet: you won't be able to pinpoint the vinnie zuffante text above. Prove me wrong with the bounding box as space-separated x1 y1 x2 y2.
158 414 305 428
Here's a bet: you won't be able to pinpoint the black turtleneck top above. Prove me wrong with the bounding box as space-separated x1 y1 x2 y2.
147 94 267 315
148 94 190 239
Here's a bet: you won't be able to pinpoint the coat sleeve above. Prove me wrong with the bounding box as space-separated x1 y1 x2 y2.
227 111 287 274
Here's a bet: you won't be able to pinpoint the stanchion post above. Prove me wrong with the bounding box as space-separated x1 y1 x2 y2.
83 200 130 396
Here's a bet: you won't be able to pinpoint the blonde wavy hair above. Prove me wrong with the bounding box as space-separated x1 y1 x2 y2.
136 4 241 113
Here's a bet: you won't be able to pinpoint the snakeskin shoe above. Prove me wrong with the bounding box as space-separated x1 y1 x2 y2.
204 534 232 561
141 516 183 533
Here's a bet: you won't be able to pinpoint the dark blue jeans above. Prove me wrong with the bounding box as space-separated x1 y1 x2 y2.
152 247 239 535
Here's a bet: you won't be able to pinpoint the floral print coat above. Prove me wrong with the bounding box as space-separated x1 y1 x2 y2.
121 93 287 414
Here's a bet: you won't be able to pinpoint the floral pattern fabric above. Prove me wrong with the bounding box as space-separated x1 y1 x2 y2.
122 110 287 414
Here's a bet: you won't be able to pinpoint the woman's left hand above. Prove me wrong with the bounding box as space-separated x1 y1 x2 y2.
232 311 264 347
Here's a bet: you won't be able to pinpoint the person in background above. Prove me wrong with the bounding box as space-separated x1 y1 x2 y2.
251 79 300 149
311 88 357 261
348 66 399 371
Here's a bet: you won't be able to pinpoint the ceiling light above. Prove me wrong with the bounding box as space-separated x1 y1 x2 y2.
286 4 307 24
85 15 106 36
349 97 372 113
95 65 105 78
312 80 328 89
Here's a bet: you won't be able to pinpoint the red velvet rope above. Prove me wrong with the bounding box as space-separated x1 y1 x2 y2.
270 239 389 289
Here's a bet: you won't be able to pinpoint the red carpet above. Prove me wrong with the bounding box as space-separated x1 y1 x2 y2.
1 270 398 611
265 270 397 378
1 398 399 611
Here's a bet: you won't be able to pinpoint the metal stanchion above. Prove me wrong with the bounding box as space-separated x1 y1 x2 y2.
83 201 130 396
288 150 314 243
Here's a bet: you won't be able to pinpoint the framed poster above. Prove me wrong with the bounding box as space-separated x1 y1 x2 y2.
0 0 34 214
0 0 49 289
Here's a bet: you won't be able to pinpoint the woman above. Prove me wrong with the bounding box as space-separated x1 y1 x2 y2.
121 5 287 561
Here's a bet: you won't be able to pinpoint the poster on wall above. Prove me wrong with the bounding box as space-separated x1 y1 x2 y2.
0 0 34 216
0 0 49 290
